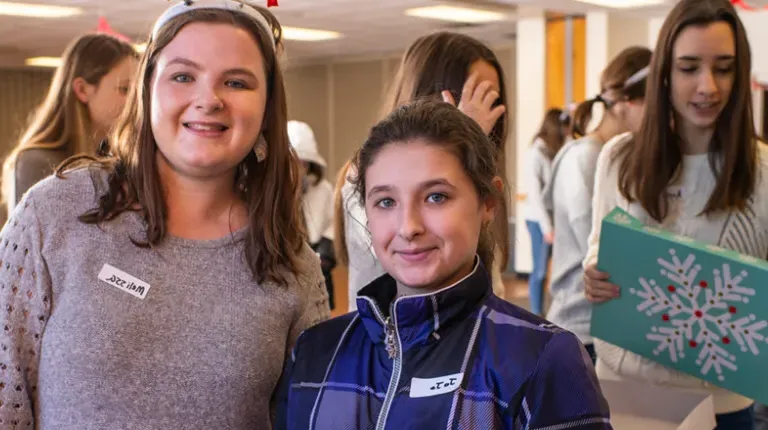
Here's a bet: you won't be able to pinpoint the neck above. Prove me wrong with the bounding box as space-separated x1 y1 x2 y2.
394 257 476 299
590 118 623 144
157 154 248 240
677 119 713 155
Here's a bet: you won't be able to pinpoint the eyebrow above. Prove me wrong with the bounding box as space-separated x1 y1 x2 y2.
166 57 259 80
676 55 735 61
366 178 456 199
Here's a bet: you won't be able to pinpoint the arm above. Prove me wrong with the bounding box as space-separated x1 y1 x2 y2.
0 193 52 428
526 144 553 236
566 146 601 258
583 137 624 269
520 332 612 429
270 249 329 426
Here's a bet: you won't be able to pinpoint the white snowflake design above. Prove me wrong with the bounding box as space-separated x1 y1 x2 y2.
612 213 632 225
630 249 768 381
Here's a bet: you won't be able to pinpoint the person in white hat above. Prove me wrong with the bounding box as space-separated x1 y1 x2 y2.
289 120 337 309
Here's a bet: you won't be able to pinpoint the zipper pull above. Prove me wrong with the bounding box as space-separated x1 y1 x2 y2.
384 316 397 359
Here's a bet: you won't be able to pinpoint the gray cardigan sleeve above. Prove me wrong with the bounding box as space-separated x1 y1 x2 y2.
0 192 52 428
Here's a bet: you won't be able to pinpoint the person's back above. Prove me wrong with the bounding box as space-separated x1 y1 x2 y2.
546 136 602 345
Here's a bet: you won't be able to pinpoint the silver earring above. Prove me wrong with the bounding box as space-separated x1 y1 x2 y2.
254 134 268 162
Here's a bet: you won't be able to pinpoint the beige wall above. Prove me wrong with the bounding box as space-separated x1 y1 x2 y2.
284 43 518 214
0 69 53 158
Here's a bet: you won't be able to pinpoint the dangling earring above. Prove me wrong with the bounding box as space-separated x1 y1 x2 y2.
254 134 268 162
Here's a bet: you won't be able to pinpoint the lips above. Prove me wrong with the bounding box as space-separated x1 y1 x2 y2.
690 101 720 117
396 248 437 263
183 121 229 132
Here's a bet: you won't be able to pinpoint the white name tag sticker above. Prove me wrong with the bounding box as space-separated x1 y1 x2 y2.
410 372 463 398
98 264 150 299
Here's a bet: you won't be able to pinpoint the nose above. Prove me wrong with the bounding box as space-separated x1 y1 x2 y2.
398 203 425 241
696 69 717 96
195 85 223 113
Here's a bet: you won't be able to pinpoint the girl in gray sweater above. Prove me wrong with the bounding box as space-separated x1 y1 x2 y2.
543 46 651 362
0 2 328 428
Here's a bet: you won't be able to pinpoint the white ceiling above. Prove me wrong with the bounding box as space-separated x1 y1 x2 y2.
0 0 677 69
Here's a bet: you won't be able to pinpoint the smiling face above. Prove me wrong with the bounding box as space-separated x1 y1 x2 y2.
670 21 736 139
364 140 496 293
150 21 268 180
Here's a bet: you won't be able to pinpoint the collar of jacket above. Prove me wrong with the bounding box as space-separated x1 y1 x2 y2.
355 256 491 353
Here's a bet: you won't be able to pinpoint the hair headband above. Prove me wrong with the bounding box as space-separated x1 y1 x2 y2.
151 0 275 50
623 66 650 90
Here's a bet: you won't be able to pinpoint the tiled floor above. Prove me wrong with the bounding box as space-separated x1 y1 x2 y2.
329 266 538 317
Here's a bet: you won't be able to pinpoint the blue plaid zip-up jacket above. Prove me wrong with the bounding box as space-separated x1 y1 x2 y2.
276 260 613 429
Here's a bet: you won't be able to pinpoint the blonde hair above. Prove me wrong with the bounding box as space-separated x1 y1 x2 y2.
2 33 136 206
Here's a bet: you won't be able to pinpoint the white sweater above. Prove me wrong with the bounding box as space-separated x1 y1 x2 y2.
585 132 768 414
522 138 553 235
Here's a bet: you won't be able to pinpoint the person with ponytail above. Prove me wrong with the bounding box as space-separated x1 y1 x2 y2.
543 46 652 362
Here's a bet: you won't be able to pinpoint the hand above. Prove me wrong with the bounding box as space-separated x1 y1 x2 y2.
584 264 620 303
544 232 554 244
441 72 506 136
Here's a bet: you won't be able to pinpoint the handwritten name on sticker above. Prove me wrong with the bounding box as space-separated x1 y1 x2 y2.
410 373 464 398
98 264 150 299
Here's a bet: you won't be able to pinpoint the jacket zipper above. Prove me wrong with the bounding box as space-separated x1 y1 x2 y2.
375 302 403 430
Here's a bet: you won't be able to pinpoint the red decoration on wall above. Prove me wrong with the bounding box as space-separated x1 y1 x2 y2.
96 16 131 42
267 0 278 6
731 0 768 10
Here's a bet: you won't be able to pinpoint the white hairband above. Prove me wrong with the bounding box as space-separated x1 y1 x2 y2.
151 0 275 50
624 66 650 89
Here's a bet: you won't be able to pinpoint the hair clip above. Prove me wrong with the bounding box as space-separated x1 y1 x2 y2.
267 0 278 6
624 66 650 90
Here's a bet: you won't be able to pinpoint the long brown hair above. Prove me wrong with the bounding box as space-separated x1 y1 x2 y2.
59 5 306 285
571 46 652 138
335 31 510 266
354 99 507 272
535 108 566 159
2 33 136 205
616 0 756 222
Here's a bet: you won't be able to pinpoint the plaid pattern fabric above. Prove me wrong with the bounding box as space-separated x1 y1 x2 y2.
276 261 613 430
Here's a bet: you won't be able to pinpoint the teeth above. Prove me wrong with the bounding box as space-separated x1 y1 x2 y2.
693 102 716 108
187 123 225 131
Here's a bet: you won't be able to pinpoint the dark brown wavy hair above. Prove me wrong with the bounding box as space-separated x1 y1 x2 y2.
58 4 306 285
616 0 756 222
354 99 507 272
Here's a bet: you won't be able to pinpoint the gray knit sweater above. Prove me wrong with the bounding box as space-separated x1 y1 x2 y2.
0 168 330 429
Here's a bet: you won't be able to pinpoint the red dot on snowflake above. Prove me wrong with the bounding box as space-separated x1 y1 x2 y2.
699 280 708 288
729 306 737 314
662 314 670 321
723 337 731 344
689 340 698 348
695 310 703 318
667 285 676 292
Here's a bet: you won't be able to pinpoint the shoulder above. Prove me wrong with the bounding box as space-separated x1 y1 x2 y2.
314 179 334 197
481 297 570 361
481 298 592 376
292 312 359 363
285 242 325 290
14 147 69 174
25 165 108 219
